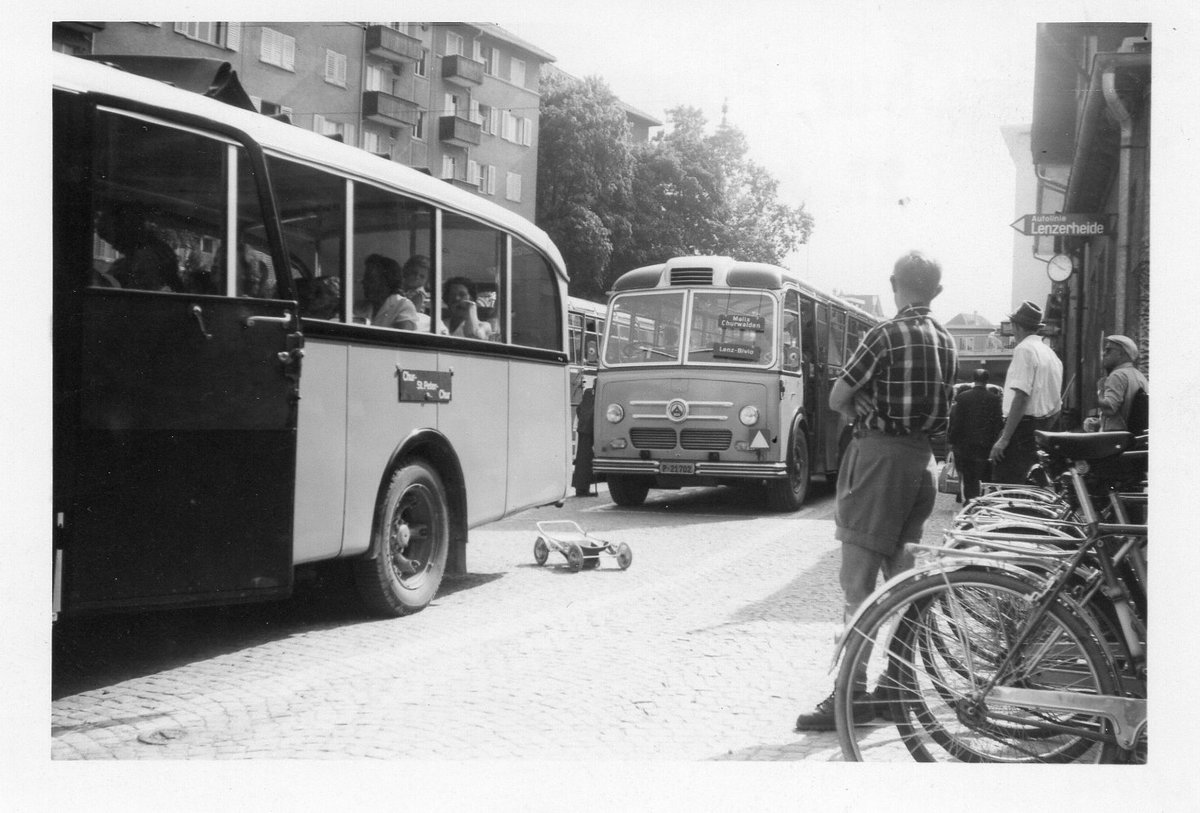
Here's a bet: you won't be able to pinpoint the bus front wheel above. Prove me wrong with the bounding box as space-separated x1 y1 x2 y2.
607 475 651 507
765 425 810 511
354 461 449 617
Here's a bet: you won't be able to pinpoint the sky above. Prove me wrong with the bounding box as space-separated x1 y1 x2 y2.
501 1 1064 325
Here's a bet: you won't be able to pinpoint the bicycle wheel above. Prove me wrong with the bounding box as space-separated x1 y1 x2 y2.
836 568 1121 762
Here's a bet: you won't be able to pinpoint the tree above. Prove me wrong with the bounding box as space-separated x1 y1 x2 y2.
536 72 634 300
609 106 813 282
537 85 814 298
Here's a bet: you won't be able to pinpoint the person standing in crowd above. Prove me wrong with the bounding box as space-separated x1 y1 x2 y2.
793 250 957 731
1095 334 1148 432
571 385 596 497
947 368 1003 503
989 301 1063 483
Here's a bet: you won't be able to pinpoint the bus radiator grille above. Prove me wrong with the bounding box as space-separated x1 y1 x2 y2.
679 429 732 451
630 428 677 449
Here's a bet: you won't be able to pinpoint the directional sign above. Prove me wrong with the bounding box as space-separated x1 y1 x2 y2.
1010 213 1116 237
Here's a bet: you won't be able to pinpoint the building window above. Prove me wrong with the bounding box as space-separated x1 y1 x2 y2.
467 160 481 186
501 112 533 146
478 164 496 195
254 98 294 122
414 112 426 140
444 93 460 117
518 117 533 147
414 49 427 77
445 31 464 57
363 130 382 154
479 103 495 135
479 44 497 76
442 154 457 180
260 27 296 71
365 64 399 95
324 49 347 87
314 115 354 144
506 171 522 203
174 21 240 50
510 57 526 87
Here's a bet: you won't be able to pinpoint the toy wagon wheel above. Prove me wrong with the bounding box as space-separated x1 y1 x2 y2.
533 536 549 566
565 543 584 572
615 542 633 570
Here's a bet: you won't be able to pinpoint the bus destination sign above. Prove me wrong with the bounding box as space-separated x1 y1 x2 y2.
713 343 761 361
719 314 765 332
398 368 452 403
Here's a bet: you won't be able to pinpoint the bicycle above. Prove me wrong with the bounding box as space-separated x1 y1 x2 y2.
832 430 1147 763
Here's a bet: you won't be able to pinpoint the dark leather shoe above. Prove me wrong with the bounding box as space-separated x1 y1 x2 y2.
794 690 875 732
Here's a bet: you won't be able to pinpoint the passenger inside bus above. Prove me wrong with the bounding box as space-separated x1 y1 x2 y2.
441 276 491 340
94 203 182 292
398 255 432 330
362 253 423 330
297 275 341 320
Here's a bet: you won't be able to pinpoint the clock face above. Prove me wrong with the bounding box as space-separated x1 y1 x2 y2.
1047 254 1073 282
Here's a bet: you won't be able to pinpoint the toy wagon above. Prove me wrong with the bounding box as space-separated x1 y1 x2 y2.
533 520 632 572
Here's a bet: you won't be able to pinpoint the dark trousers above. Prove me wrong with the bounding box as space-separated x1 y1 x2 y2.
993 414 1058 484
953 447 991 502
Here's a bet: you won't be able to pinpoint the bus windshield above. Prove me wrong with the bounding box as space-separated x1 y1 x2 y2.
603 289 776 367
686 290 775 366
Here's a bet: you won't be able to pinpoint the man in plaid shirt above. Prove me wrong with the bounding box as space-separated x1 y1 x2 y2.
795 250 957 732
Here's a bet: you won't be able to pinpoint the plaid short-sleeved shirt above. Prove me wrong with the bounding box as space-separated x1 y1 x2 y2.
838 305 958 436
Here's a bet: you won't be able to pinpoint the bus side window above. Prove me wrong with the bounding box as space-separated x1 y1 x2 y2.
352 181 434 328
828 309 846 366
782 290 802 371
800 298 817 371
90 110 269 297
511 239 561 350
265 155 346 307
442 212 504 341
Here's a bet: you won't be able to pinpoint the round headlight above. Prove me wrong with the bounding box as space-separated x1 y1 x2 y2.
605 403 625 423
739 405 760 426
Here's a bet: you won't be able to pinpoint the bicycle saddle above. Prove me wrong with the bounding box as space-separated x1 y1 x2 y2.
1034 430 1133 461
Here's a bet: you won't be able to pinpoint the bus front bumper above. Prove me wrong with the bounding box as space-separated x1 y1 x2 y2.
592 458 787 478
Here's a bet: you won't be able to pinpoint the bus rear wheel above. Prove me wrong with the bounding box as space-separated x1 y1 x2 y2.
765 425 809 511
354 461 449 617
607 475 651 507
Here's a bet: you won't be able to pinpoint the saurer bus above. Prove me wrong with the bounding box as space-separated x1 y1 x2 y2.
592 256 879 510
53 52 571 618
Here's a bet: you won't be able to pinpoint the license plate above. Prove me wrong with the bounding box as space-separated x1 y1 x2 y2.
660 461 695 475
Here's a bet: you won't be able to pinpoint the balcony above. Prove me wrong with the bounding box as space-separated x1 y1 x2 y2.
363 91 419 129
442 54 484 87
439 115 482 147
365 25 424 63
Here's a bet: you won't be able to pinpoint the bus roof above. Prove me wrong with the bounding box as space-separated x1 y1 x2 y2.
52 52 567 282
609 256 879 322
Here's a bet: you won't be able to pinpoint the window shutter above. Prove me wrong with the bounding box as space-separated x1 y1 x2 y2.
313 114 327 134
283 35 296 71
521 117 532 146
225 22 241 51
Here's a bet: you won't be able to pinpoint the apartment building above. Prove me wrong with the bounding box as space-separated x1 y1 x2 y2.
52 21 555 222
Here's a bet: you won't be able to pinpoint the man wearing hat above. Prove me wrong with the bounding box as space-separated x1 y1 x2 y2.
990 300 1063 483
1097 334 1148 431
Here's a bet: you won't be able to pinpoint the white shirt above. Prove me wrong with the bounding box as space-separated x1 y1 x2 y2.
1003 334 1063 419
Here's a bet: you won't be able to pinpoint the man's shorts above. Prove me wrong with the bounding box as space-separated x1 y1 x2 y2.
834 430 936 556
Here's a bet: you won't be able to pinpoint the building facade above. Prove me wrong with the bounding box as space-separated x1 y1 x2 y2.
1028 22 1150 427
52 21 556 222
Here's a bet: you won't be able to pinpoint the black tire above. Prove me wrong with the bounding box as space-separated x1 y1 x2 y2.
353 461 449 617
765 423 809 511
607 474 651 507
835 568 1121 763
533 537 549 566
615 542 633 570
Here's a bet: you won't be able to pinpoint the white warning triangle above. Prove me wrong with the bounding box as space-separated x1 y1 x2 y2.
749 431 770 450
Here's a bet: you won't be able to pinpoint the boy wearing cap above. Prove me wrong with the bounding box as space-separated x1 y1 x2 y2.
990 301 1063 483
1097 334 1148 432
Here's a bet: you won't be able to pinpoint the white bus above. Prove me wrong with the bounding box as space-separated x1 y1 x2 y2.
53 53 570 618
594 256 879 510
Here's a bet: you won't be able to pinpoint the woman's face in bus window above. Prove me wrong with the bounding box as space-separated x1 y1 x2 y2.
446 283 471 304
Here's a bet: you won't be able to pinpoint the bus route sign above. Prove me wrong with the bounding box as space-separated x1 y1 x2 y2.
397 368 452 403
1009 213 1116 237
